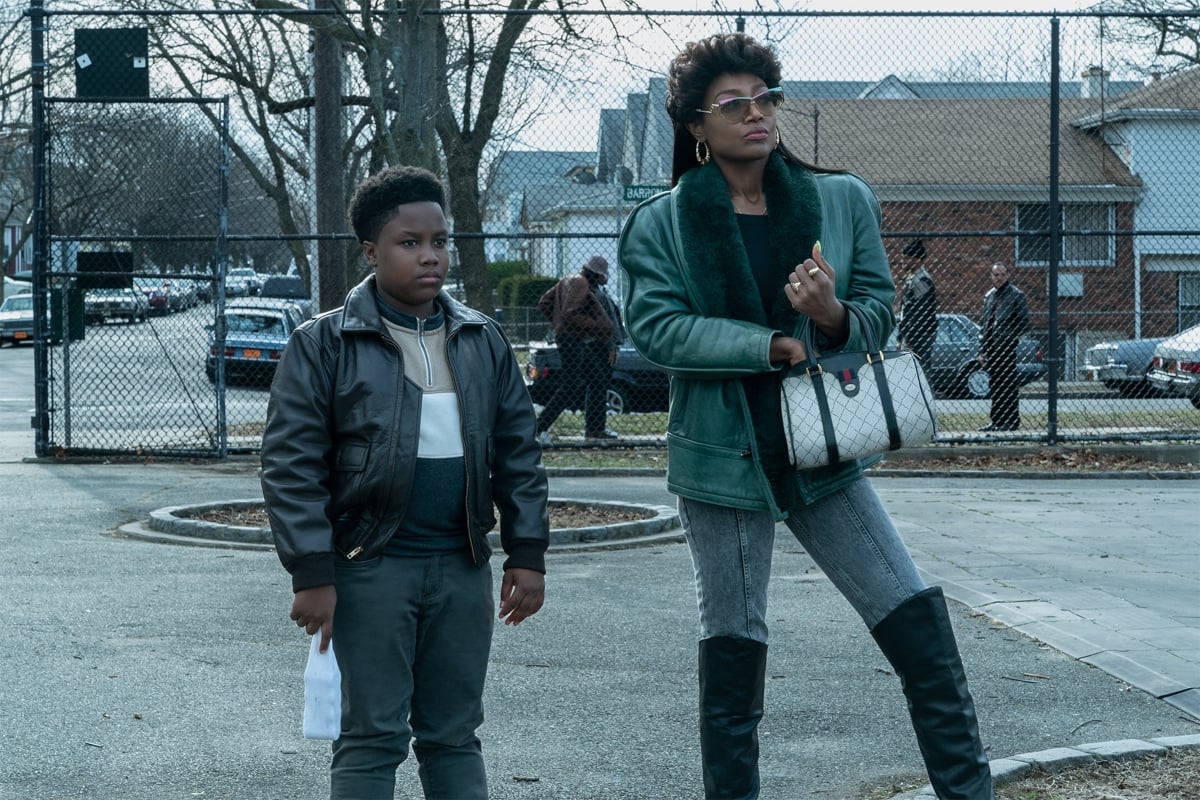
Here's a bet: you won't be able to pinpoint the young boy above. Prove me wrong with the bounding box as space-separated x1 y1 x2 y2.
261 165 549 800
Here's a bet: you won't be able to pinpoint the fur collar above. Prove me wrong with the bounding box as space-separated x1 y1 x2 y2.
675 152 823 332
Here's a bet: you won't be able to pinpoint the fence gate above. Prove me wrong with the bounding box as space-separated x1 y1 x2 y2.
37 96 231 457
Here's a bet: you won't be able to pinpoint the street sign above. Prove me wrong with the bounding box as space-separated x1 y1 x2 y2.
623 184 670 202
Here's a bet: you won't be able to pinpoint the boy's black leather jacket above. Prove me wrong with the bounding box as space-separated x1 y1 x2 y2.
261 276 549 592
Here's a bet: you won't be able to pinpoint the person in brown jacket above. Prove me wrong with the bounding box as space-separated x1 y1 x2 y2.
535 255 624 442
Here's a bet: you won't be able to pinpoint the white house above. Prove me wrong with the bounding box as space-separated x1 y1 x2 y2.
1072 67 1200 332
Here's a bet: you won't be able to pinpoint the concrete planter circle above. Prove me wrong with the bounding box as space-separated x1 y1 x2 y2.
122 498 681 552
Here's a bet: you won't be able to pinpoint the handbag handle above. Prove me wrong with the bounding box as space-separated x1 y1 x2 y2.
798 302 881 373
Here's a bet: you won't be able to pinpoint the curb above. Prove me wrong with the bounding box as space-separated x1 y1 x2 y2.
885 734 1200 799
542 466 1200 481
865 468 1200 480
119 497 682 552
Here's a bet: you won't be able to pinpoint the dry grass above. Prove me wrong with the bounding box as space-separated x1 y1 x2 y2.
857 747 1200 799
190 502 643 530
994 747 1200 799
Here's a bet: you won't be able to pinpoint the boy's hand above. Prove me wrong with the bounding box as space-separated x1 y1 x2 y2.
499 568 545 626
291 585 336 652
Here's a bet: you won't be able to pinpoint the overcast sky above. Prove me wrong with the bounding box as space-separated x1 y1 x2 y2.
508 1 1132 151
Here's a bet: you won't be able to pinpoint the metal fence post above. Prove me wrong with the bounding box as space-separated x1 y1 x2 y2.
216 96 231 460
29 0 50 457
1048 16 1061 446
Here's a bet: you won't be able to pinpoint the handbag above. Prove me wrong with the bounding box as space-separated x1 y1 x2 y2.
781 304 937 468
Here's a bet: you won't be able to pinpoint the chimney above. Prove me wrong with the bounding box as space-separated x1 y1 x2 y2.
1081 65 1110 98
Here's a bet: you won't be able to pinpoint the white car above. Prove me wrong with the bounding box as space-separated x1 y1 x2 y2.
226 268 261 298
1146 323 1200 409
85 287 151 324
0 294 36 346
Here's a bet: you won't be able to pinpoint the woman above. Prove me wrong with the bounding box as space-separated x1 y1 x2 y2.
617 33 994 800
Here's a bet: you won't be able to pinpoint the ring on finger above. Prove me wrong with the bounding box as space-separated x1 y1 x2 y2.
807 267 820 277
790 281 801 291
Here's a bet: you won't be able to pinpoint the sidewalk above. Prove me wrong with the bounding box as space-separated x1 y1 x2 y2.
0 451 1196 799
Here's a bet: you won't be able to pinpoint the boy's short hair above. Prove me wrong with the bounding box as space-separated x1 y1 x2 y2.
348 165 446 244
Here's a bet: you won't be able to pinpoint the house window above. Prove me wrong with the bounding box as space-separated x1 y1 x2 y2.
1016 204 1113 266
1181 274 1200 330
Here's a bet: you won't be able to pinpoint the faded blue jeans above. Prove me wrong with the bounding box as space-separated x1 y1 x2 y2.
679 477 925 642
330 552 494 800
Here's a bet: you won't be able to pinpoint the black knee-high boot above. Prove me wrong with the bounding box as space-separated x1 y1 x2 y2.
698 636 768 800
870 587 995 800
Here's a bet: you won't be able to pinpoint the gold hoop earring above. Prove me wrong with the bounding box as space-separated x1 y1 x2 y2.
695 139 710 165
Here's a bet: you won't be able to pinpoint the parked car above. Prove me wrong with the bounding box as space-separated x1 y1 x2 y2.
134 277 171 316
888 313 1044 399
163 279 198 311
1146 323 1200 409
193 278 214 304
525 342 670 414
1081 335 1168 397
4 275 31 298
225 267 261 298
258 275 315 320
205 298 304 385
84 287 150 325
0 293 36 346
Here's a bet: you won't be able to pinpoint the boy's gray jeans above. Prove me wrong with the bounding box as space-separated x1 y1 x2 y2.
679 477 926 641
330 552 494 800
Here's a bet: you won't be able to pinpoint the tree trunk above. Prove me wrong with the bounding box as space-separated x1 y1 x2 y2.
445 144 489 311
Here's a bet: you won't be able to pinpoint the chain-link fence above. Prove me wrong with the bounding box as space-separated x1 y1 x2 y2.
15 4 1200 456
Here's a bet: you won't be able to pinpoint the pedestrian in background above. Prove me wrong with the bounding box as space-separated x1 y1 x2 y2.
535 255 624 443
897 238 938 365
978 262 1029 432
261 165 548 800
618 33 994 800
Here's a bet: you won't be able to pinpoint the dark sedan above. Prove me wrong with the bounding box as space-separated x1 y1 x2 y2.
890 313 1045 399
525 343 669 414
527 312 1043 410
1082 335 1168 397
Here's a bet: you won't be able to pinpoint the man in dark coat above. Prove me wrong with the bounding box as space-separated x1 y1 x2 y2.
979 262 1029 431
535 255 624 442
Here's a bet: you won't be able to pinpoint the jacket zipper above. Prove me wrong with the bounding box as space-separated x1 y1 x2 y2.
416 317 434 387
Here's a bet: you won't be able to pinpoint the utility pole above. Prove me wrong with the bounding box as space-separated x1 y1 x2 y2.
313 0 347 312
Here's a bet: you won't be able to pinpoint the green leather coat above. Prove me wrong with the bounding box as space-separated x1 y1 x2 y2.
617 153 895 519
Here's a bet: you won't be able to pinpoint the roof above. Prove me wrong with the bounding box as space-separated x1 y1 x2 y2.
1073 66 1200 129
489 150 596 197
521 183 624 224
781 75 1144 100
597 108 626 184
779 96 1142 193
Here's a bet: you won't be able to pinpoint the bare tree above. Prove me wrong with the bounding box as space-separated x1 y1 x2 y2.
1093 1 1200 72
1 2 32 275
111 0 647 310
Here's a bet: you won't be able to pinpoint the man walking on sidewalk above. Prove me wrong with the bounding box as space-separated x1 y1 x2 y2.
535 255 625 443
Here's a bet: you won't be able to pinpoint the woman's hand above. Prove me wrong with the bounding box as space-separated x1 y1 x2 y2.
785 241 846 339
769 334 807 366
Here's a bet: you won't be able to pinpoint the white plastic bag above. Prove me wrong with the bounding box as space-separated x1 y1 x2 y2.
303 634 342 740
